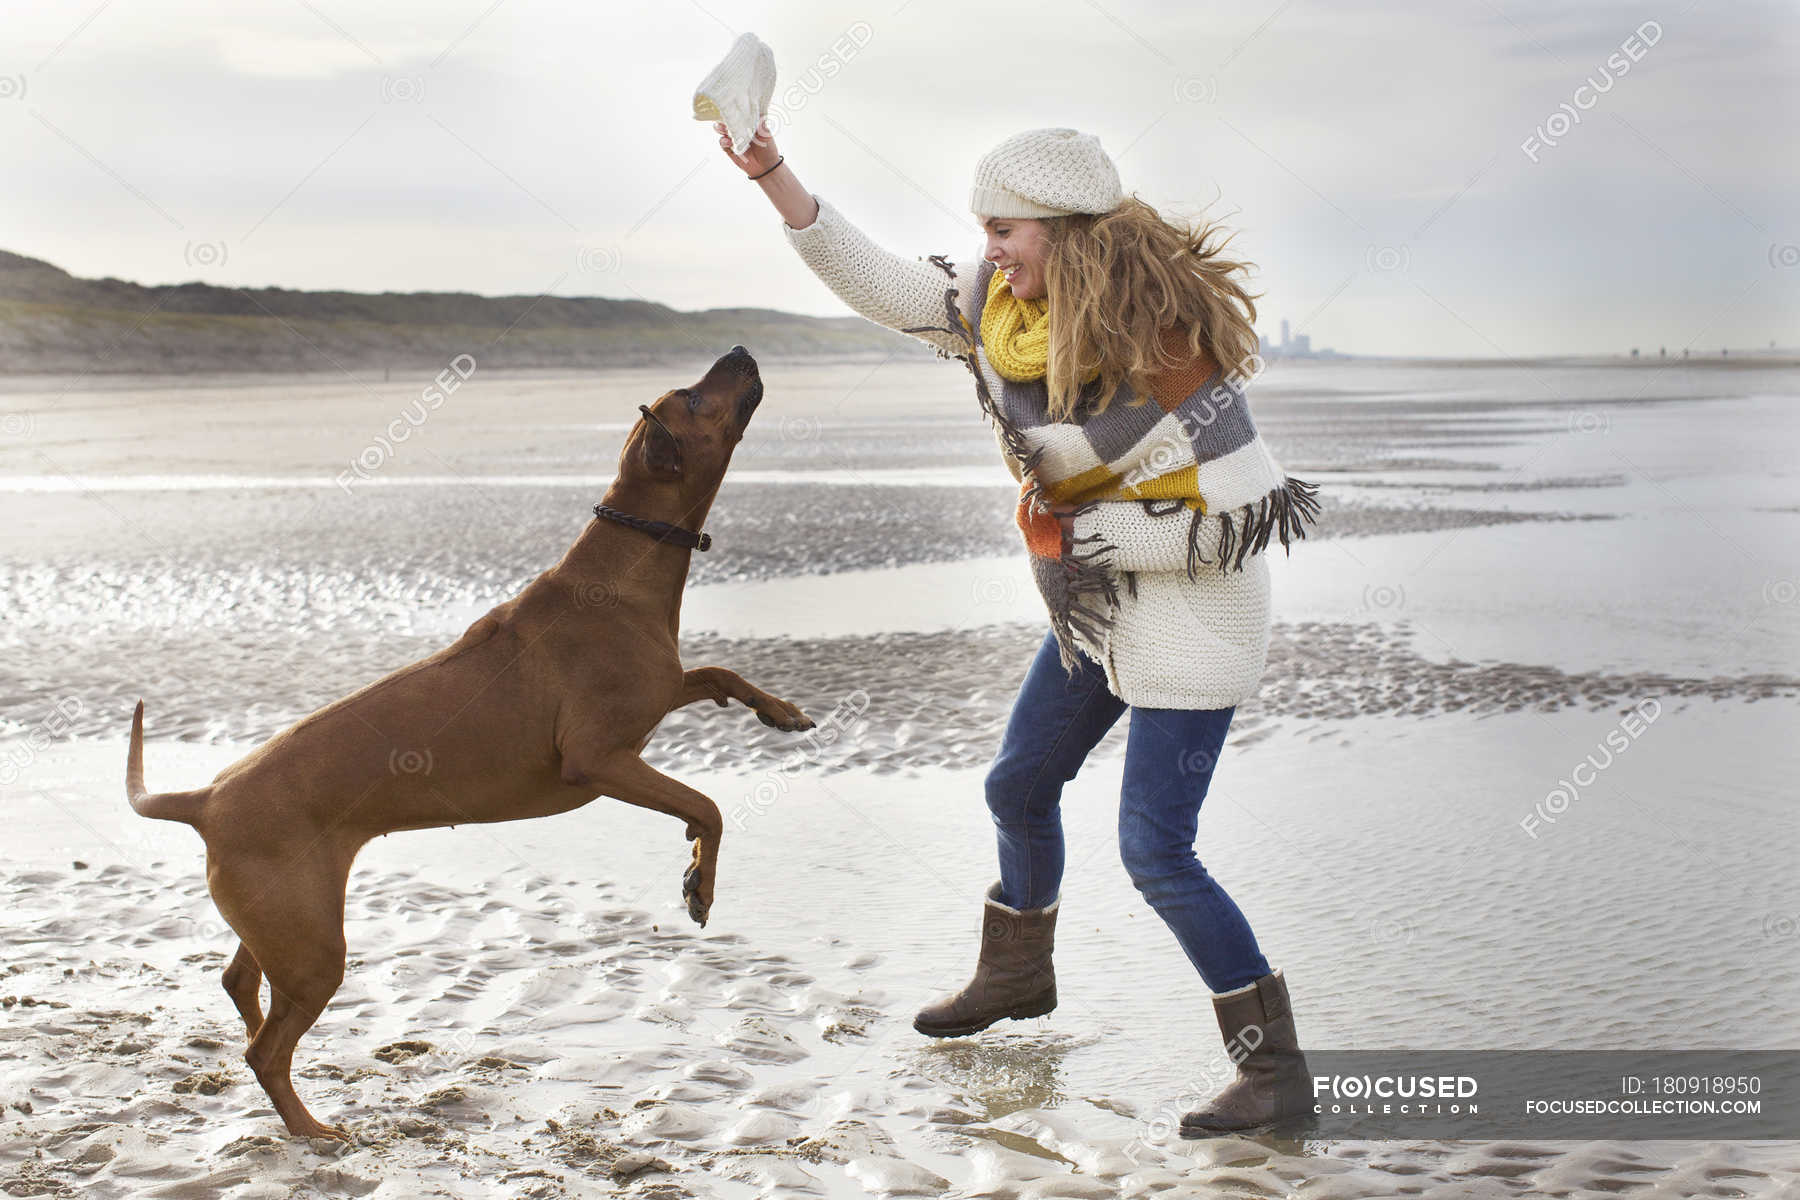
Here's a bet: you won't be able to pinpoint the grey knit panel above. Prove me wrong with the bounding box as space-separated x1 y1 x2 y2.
1171 373 1259 465
1079 388 1165 461
999 376 1052 430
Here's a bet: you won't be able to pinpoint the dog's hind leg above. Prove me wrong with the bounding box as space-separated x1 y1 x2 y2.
247 980 347 1141
222 942 264 1039
210 850 353 1141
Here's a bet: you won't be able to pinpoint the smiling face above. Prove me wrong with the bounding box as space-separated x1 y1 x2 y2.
982 216 1052 301
627 345 763 487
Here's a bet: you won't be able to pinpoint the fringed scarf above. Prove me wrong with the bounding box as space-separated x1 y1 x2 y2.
906 256 1322 670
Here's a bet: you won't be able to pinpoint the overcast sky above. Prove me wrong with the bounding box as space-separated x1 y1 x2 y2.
4 0 1794 357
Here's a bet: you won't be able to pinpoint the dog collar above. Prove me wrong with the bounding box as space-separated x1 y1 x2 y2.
591 503 712 551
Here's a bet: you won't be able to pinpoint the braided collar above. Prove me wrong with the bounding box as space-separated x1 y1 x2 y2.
591 503 712 551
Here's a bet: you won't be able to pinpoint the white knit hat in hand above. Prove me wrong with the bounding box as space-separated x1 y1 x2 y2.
692 32 777 158
969 127 1124 219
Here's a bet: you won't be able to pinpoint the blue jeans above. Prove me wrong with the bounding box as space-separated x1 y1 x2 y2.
985 628 1273 994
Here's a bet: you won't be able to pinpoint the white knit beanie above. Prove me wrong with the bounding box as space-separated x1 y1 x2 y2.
969 127 1124 219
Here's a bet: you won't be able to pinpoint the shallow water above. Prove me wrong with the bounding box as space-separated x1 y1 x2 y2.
3 358 1798 1196
6 361 1796 744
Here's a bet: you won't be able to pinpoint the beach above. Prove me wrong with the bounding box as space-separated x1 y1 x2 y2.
2 355 1797 1197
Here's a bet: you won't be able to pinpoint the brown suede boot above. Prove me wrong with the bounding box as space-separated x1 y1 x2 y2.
913 882 1058 1037
1179 967 1314 1136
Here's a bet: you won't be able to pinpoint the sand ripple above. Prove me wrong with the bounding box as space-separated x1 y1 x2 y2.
3 859 1794 1198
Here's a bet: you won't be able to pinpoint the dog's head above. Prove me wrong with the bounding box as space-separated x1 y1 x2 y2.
623 345 763 490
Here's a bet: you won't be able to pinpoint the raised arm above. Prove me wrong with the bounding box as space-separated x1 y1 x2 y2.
782 195 983 358
716 118 980 359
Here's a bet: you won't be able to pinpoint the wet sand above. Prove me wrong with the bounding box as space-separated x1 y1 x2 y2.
6 698 1798 1198
23 614 1794 770
4 359 1798 1196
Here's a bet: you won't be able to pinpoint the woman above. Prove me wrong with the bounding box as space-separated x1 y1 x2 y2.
714 119 1321 1135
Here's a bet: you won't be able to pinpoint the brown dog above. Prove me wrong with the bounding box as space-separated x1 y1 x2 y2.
125 345 814 1141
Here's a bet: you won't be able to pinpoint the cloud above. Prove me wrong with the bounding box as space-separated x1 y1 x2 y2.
2 0 1793 355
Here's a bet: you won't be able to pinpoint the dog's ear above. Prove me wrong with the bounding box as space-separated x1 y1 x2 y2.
639 420 684 479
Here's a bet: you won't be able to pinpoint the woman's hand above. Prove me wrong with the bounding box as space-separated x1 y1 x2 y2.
713 117 780 178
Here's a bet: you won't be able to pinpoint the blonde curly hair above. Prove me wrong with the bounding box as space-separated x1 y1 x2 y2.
1039 193 1264 421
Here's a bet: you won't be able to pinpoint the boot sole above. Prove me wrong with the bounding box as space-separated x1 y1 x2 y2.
912 993 1057 1038
1178 1110 1317 1139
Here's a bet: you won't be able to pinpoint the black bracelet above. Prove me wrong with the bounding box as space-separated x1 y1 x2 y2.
747 155 785 182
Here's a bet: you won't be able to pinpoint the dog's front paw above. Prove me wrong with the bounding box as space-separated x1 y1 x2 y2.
682 841 712 927
754 698 814 733
682 863 709 926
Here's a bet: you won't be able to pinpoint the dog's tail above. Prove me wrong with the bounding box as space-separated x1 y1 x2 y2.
127 700 209 827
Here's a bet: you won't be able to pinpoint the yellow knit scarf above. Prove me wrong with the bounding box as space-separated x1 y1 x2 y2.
980 267 1050 381
979 267 1101 386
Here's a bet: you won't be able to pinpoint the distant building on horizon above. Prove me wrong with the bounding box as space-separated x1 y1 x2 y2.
1258 318 1342 361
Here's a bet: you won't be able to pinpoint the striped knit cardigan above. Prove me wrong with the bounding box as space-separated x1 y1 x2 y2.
782 193 1321 709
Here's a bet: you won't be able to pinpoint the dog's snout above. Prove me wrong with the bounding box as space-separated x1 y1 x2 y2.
703 345 760 426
